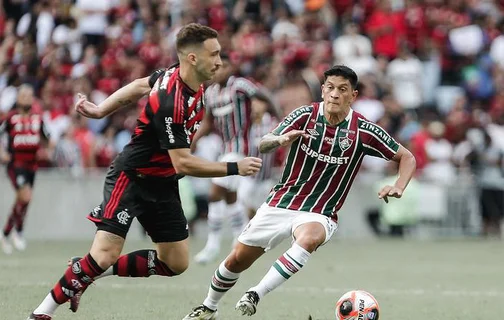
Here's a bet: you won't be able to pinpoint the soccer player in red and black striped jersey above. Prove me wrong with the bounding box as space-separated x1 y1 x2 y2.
191 54 279 265
27 24 262 320
182 65 416 320
0 84 51 255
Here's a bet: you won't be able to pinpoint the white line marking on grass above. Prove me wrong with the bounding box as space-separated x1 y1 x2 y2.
14 282 503 297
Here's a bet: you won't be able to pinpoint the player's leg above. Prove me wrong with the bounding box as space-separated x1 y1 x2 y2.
1 167 30 254
107 190 191 278
183 203 288 320
11 170 35 250
194 182 226 264
28 230 125 319
28 169 135 319
236 212 338 316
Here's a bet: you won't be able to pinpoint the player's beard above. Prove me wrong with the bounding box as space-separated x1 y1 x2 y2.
19 104 32 113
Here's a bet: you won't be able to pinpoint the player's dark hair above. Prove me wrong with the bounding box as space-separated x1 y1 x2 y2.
176 23 218 52
323 65 358 89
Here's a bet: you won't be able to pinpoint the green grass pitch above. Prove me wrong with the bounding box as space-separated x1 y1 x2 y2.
1 238 502 319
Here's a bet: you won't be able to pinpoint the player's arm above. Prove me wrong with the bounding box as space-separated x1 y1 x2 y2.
153 91 261 178
378 145 416 203
169 148 261 177
0 115 11 163
75 69 165 119
259 105 312 153
259 131 309 153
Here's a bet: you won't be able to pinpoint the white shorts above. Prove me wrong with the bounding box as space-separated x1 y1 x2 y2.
238 177 276 211
238 203 338 251
212 153 245 192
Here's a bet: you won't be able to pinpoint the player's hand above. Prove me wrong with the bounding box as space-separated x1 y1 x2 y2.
378 185 403 203
278 130 310 147
75 93 104 119
238 157 262 176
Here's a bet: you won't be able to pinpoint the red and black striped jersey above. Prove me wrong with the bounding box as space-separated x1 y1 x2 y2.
114 65 205 179
266 102 400 221
0 109 50 170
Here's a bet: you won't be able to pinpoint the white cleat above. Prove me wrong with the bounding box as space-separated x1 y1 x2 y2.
194 248 219 265
11 231 27 251
182 305 219 320
1 234 13 255
235 291 260 316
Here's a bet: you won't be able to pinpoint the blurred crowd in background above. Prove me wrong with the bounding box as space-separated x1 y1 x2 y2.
1 0 503 235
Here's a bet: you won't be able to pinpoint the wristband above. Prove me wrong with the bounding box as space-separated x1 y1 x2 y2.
227 162 239 175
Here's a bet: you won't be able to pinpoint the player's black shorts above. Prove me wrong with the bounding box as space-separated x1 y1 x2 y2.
87 165 188 243
7 165 36 190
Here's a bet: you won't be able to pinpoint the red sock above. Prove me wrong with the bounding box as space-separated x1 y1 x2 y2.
50 254 105 304
3 200 24 236
113 250 175 277
15 202 29 233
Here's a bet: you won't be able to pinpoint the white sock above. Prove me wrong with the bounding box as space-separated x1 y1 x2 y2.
250 243 311 299
33 293 59 316
203 261 241 310
203 201 225 252
227 201 247 239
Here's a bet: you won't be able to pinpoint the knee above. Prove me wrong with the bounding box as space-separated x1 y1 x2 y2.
92 250 120 270
295 233 325 253
157 252 189 275
17 188 32 204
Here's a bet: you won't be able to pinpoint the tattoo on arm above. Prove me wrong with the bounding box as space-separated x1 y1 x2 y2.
259 133 281 153
117 99 133 106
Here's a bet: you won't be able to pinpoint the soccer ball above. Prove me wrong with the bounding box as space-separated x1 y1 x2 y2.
335 290 380 320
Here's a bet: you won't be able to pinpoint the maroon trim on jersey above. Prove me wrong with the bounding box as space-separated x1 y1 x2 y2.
104 172 130 219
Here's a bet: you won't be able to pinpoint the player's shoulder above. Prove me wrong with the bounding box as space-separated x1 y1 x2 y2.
2 109 18 121
289 104 315 116
231 76 258 90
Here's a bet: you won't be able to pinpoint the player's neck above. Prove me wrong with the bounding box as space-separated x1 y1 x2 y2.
324 110 349 126
179 66 202 92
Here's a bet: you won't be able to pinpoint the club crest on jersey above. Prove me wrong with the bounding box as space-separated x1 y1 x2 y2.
339 136 353 151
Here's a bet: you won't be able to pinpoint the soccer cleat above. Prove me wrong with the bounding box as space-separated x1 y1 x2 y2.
68 256 90 313
182 305 219 320
235 291 260 316
0 234 13 255
11 231 27 251
26 313 52 320
194 247 219 265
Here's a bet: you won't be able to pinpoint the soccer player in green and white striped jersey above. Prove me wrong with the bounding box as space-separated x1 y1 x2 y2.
182 65 416 320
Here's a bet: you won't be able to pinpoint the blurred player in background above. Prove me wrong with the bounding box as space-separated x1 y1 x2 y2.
27 24 262 320
239 98 280 220
0 84 52 254
182 65 416 320
191 53 279 264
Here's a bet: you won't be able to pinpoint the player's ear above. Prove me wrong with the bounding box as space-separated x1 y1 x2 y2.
352 89 358 101
321 84 324 99
187 52 197 66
